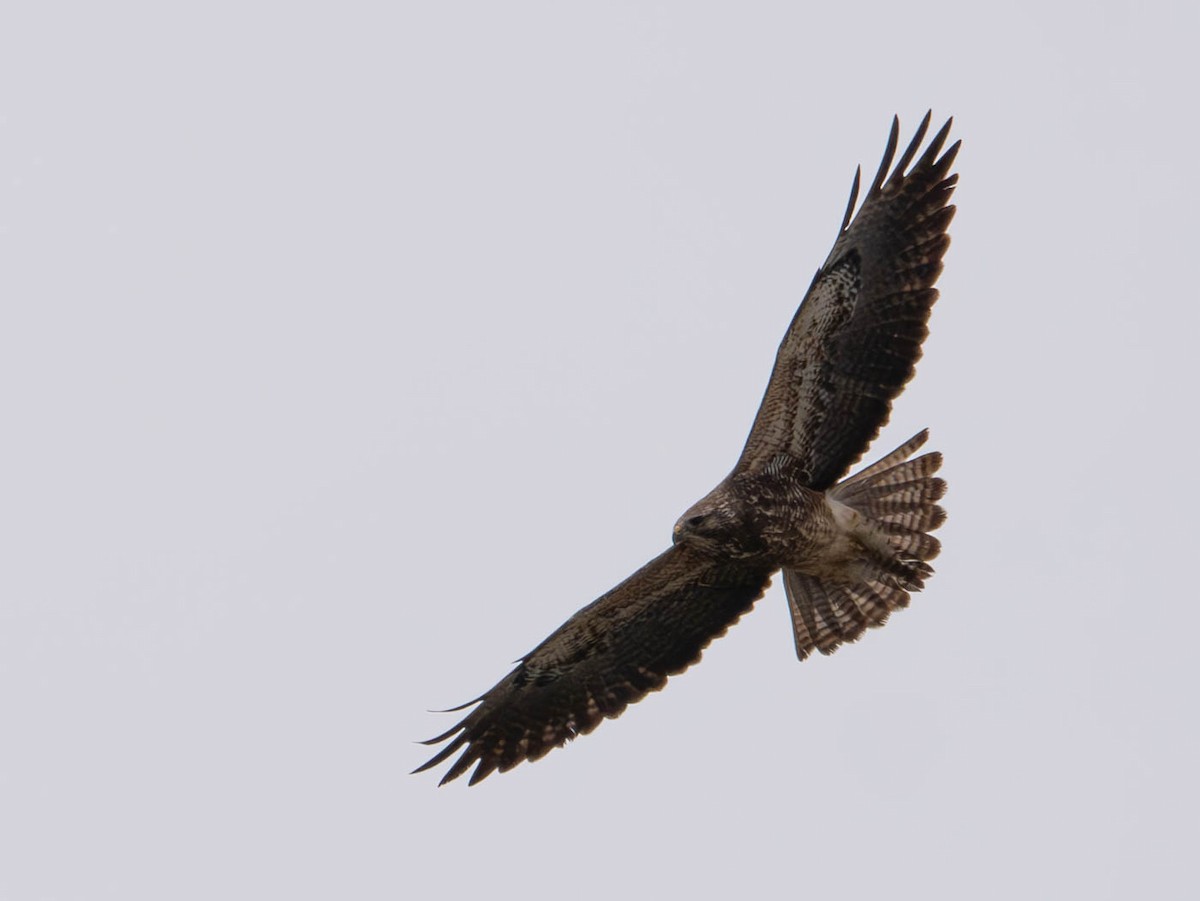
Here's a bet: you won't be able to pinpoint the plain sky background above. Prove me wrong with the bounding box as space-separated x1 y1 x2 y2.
2 2 1197 899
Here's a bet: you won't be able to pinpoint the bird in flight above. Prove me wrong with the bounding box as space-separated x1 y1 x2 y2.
417 113 959 786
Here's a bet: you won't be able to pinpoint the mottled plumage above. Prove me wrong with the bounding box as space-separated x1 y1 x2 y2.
416 113 959 785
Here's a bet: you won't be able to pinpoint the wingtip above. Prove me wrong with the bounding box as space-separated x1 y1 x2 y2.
467 764 493 787
869 116 902 198
839 165 862 234
417 727 459 746
411 758 438 775
425 692 487 715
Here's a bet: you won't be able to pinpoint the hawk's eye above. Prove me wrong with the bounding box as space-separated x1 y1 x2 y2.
686 515 707 529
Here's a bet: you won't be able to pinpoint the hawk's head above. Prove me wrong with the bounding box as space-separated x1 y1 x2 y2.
673 490 760 557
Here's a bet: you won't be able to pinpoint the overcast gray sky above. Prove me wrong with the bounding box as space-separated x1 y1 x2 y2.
2 2 1197 899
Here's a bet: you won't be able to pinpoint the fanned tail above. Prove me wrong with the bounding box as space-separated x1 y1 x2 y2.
783 429 946 661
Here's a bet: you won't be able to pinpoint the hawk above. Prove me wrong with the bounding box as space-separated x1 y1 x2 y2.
417 113 959 785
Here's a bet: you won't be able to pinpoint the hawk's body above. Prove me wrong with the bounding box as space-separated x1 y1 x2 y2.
417 114 960 785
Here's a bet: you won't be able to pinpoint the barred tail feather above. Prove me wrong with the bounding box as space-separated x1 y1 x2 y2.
784 430 946 661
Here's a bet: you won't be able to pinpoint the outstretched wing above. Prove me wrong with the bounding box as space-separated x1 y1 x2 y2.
415 547 772 785
736 113 960 488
